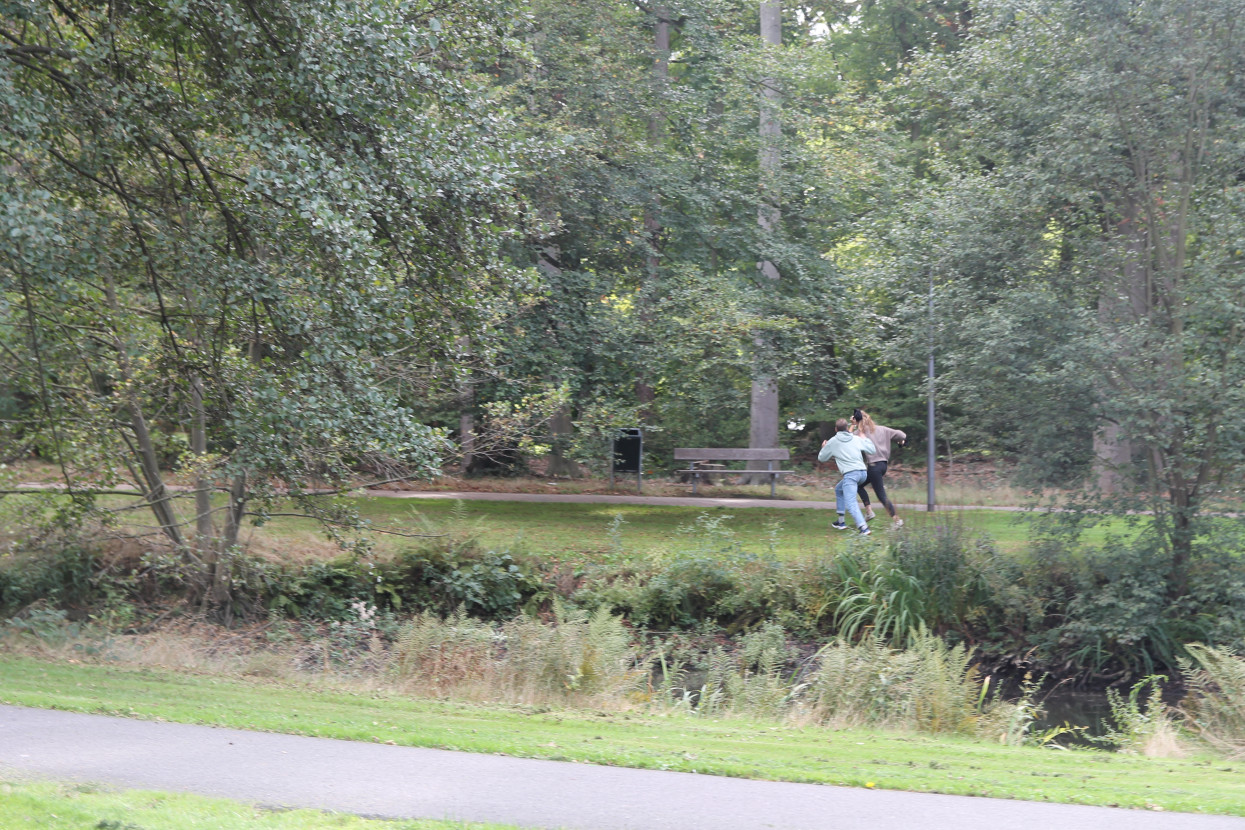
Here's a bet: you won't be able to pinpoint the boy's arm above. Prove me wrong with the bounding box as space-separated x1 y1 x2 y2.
859 436 877 455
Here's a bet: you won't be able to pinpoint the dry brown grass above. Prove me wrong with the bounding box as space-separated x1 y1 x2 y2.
240 529 346 565
386 607 647 708
1141 715 1190 758
1181 644 1245 759
1 607 651 712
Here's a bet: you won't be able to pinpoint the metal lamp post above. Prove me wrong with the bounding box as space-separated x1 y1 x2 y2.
927 271 936 513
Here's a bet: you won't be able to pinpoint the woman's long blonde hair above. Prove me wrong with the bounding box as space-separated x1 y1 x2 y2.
854 409 877 437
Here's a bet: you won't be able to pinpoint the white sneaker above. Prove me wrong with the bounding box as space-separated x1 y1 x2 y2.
893 518 904 528
864 507 876 520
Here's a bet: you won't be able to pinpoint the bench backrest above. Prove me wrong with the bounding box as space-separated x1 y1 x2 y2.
673 448 790 462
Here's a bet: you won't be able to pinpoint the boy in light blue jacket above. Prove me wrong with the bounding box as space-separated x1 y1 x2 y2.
817 418 876 535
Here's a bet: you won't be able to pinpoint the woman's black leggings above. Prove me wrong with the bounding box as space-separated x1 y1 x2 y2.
857 461 895 517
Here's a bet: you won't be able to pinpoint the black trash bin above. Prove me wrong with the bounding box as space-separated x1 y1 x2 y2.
610 428 643 492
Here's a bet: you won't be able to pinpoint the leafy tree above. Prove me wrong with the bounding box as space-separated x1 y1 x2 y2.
475 0 880 469
875 0 1245 595
0 0 526 610
814 0 973 91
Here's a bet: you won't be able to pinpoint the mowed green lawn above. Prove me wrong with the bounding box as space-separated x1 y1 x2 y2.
4 488 1139 563
0 778 513 830
1 656 1242 816
253 495 1136 563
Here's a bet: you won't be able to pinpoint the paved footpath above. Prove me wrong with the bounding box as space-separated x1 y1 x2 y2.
17 480 1035 512
2 705 1241 830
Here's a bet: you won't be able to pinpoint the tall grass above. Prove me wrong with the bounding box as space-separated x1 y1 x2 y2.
3 606 1053 744
678 622 799 719
799 629 1035 743
1181 644 1245 758
831 518 1001 646
390 603 644 705
17 606 1245 759
1092 675 1185 757
832 550 926 647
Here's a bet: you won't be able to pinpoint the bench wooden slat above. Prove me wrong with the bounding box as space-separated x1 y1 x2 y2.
675 468 792 477
673 448 791 497
673 448 790 461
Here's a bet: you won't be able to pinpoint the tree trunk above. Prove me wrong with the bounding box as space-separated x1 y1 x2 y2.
532 246 580 477
1093 194 1147 493
460 408 477 472
545 406 581 478
748 1 782 477
456 336 477 473
637 6 670 420
188 373 233 612
189 376 214 544
1093 420 1131 494
756 0 782 288
127 403 185 549
222 471 247 550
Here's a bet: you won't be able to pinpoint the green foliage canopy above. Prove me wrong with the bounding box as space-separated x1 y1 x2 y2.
0 0 527 571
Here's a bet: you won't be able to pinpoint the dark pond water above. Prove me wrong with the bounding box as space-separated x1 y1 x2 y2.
1031 689 1114 746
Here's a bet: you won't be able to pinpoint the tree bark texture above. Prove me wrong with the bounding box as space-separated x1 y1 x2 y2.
749 0 782 464
456 336 477 472
637 6 671 417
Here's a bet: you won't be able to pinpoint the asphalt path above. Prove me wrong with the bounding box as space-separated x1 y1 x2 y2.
14 480 1029 512
2 705 1242 830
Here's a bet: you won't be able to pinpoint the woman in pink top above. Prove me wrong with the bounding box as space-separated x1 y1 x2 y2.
852 409 906 528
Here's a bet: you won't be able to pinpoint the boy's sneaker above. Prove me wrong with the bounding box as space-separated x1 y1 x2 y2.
858 526 872 536
831 521 848 531
864 508 876 520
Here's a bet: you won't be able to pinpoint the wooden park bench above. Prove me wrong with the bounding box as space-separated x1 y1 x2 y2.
673 448 792 497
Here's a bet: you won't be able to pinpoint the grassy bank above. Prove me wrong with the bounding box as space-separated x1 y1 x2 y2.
0 488 1187 681
0 778 514 830
269 495 1069 559
3 483 1132 564
2 656 1242 816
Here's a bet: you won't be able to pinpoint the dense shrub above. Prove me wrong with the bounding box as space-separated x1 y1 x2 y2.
1047 540 1181 678
830 521 1008 648
1026 521 1245 682
0 532 98 615
384 536 541 619
267 557 377 620
6 505 1243 687
886 520 996 633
